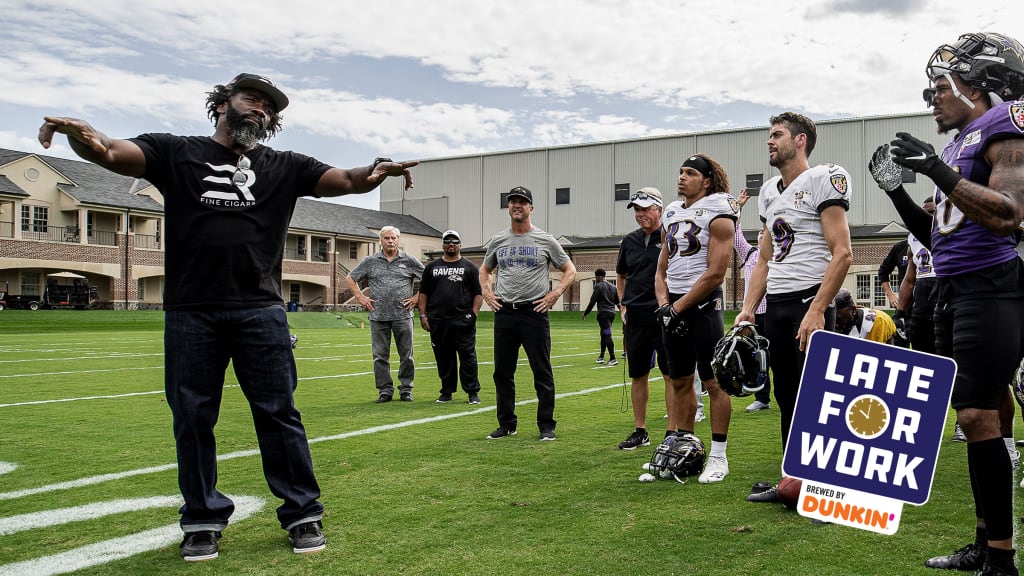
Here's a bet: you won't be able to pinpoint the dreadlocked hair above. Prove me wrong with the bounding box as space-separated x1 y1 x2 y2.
692 153 731 194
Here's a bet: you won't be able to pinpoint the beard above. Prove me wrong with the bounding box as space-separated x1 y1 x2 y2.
768 146 795 168
225 105 270 149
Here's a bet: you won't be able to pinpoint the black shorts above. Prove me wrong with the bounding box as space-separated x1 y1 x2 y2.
935 259 1024 410
663 289 725 381
623 321 669 379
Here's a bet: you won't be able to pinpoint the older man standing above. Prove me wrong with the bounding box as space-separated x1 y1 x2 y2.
346 226 424 403
480 186 577 441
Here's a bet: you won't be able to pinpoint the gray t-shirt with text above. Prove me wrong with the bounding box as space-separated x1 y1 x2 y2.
484 227 570 302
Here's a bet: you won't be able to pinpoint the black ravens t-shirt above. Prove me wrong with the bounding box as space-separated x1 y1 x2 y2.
131 134 331 310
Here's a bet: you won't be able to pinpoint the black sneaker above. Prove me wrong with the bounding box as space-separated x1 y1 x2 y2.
618 429 650 450
924 543 984 570
978 562 1020 576
435 394 453 403
468 393 481 405
375 394 392 403
400 392 414 402
289 520 326 554
487 426 517 439
539 430 556 441
180 530 220 561
746 485 779 503
607 358 619 366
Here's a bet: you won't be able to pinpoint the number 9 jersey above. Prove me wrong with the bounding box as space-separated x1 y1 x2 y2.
661 192 738 294
758 164 851 294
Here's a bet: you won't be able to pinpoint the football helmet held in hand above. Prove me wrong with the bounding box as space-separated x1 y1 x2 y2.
712 321 770 397
647 433 706 483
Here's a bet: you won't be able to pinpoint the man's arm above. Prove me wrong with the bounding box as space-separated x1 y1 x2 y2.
344 275 374 312
39 117 146 177
615 273 628 325
313 160 419 198
654 230 670 307
480 263 501 311
949 138 1024 236
670 217 734 313
798 205 853 350
417 292 430 331
736 225 771 325
897 259 917 315
539 260 576 312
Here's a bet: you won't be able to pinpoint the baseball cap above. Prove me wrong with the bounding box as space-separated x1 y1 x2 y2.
442 229 461 242
508 186 533 204
627 187 663 209
226 73 289 112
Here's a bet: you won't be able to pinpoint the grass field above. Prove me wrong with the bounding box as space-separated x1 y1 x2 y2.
0 310 1008 575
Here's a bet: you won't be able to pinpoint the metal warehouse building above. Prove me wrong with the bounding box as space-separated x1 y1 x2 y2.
377 111 946 311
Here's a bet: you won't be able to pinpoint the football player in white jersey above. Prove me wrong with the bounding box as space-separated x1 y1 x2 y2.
655 153 739 484
737 112 853 502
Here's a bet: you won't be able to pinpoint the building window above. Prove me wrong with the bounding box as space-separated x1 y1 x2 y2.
21 272 40 298
289 283 301 303
614 183 630 202
555 187 570 205
20 205 28 231
349 241 359 259
137 278 145 301
854 273 891 308
500 192 510 209
855 274 872 303
297 236 306 256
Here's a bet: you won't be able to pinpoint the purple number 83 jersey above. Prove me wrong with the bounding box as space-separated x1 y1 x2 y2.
931 100 1024 277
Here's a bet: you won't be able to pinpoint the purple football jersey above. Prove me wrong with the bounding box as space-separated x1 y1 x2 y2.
931 100 1024 276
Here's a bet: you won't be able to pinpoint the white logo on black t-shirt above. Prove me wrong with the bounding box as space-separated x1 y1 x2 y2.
202 162 256 206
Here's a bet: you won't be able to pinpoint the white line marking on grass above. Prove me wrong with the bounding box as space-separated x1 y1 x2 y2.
0 462 16 475
0 496 181 535
0 495 264 576
0 382 626 501
0 366 161 379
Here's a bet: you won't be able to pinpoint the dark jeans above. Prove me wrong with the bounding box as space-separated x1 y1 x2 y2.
429 314 481 395
492 306 556 432
596 311 616 359
165 306 323 531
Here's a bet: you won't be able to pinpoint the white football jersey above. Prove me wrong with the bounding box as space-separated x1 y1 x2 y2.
758 164 851 294
907 233 936 279
661 192 738 294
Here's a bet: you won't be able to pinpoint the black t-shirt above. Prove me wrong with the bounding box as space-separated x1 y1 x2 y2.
131 134 331 310
615 228 662 325
419 257 482 320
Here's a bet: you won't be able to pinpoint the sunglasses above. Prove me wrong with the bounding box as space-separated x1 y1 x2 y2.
443 239 460 244
232 155 251 186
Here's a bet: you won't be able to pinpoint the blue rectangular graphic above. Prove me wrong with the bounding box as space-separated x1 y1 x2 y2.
782 331 956 505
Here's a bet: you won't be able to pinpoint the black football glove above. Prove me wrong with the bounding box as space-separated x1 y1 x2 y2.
892 310 909 348
889 132 962 194
656 304 688 337
868 144 903 192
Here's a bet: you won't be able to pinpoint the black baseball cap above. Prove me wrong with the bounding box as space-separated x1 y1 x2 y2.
508 186 533 204
227 73 289 112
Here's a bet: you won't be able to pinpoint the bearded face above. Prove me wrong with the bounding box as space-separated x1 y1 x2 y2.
225 103 271 149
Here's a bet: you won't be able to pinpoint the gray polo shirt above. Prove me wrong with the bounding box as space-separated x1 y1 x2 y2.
349 250 425 321
484 227 570 302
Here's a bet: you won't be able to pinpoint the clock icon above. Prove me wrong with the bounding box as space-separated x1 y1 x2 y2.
846 394 890 440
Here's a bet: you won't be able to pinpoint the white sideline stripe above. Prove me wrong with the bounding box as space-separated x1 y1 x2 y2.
0 462 16 475
0 495 265 576
0 352 601 407
0 382 626 501
0 366 160 379
0 496 181 536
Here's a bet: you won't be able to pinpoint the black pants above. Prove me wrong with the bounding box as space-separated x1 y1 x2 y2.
492 306 556 432
596 311 616 359
429 314 481 396
764 286 835 451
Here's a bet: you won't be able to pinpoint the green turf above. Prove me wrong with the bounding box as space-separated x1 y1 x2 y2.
0 310 1003 575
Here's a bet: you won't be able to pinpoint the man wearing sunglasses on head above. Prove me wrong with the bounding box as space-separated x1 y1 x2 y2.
40 73 417 562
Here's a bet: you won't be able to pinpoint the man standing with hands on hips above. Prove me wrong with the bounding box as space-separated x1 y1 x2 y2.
39 72 417 561
480 186 577 441
418 229 483 405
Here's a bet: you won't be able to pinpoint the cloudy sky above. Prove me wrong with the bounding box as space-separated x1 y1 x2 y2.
0 0 1014 209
